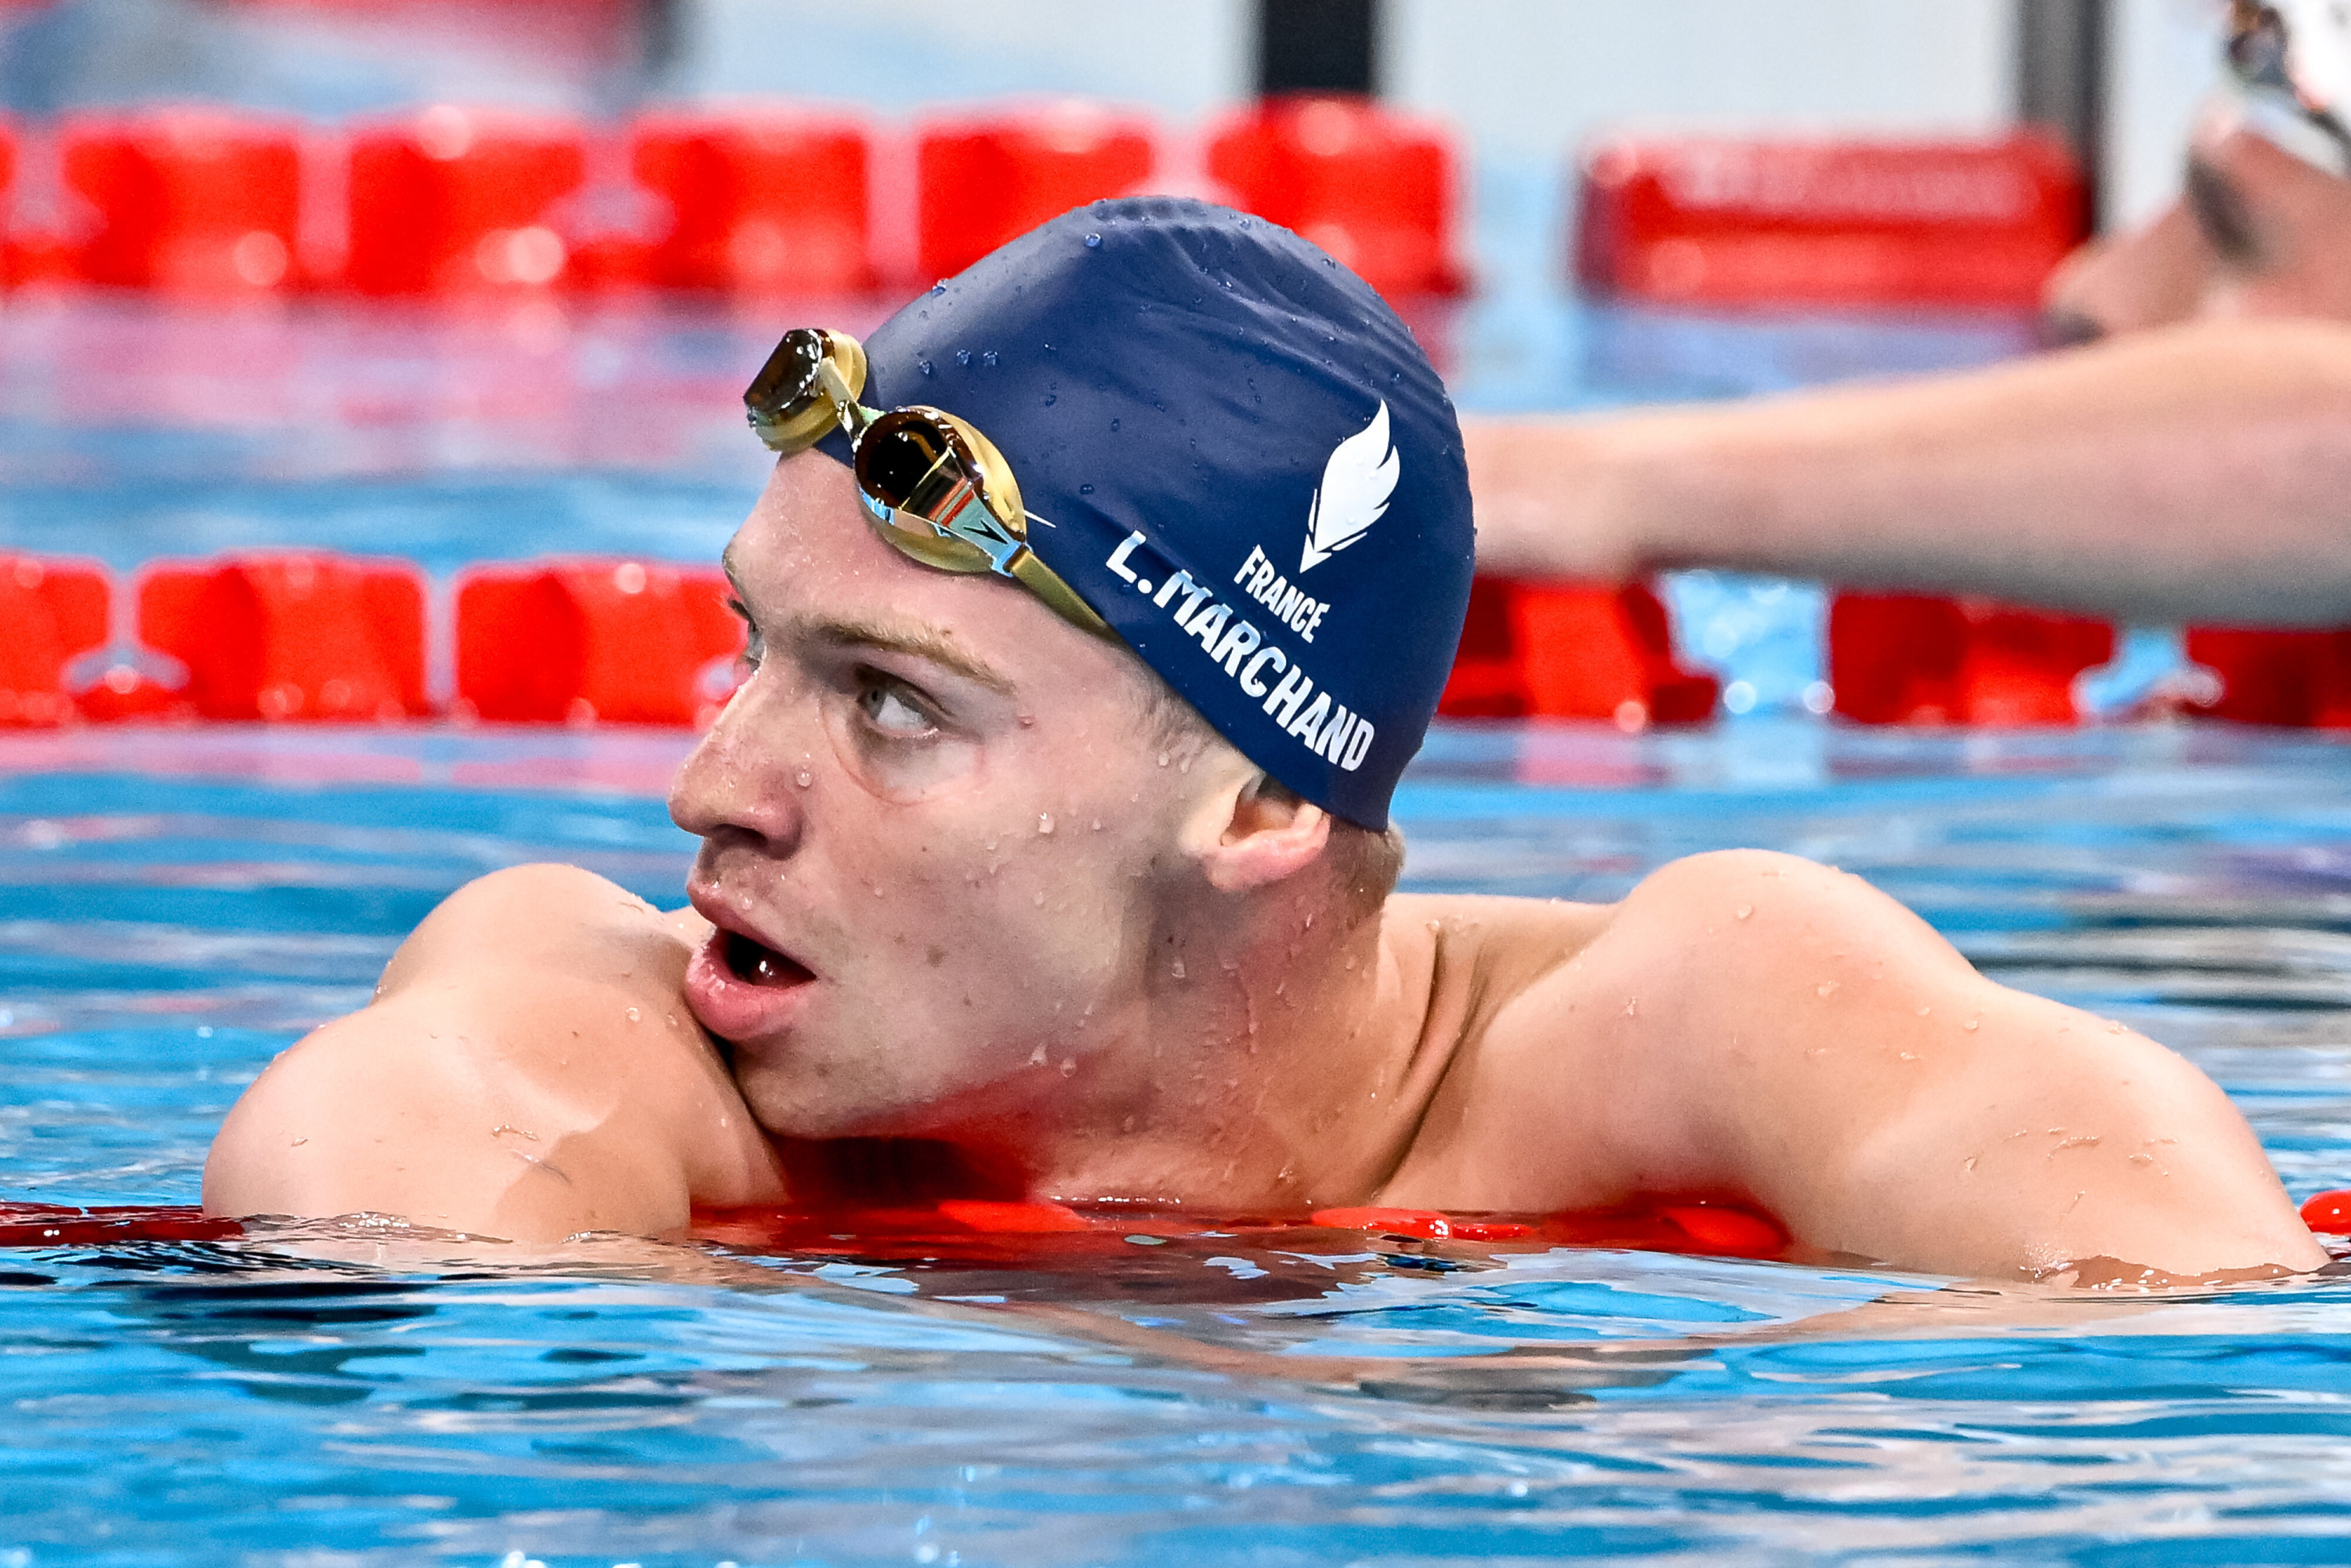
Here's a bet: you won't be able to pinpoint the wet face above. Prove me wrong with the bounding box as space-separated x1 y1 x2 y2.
670 454 1220 1140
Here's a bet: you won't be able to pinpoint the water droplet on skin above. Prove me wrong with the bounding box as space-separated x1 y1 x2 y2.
795 768 813 788
1034 891 1045 906
2106 1019 2127 1034
1157 752 1170 767
1078 483 1095 494
1965 1018 1981 1030
1029 1045 1048 1066
932 281 948 294
1817 980 1840 998
625 1008 640 1023
1037 813 1055 835
1172 957 1186 980
1899 1051 1919 1061
918 359 934 376
1059 1058 1076 1077
873 884 886 896
1109 418 1120 432
1084 233 1102 248
1735 905 1753 920
982 350 999 368
1917 1005 1931 1016
1623 997 1638 1016
1962 1155 1977 1172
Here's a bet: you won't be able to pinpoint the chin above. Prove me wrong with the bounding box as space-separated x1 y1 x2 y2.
732 1055 951 1143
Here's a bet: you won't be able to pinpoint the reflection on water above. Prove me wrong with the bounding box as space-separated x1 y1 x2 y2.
4 721 2351 1562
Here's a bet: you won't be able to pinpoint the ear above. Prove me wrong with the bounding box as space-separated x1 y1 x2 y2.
1186 770 1333 894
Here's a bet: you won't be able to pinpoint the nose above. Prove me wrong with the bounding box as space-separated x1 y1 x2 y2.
668 669 811 853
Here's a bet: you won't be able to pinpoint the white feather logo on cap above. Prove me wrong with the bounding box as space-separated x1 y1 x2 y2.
1299 401 1400 574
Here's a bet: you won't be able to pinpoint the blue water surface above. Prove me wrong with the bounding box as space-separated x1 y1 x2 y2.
2 719 2350 1565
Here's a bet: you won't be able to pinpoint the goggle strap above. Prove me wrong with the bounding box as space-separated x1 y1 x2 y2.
1009 549 1117 640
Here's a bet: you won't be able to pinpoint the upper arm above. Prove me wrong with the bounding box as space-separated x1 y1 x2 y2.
203 864 783 1243
1588 851 2324 1277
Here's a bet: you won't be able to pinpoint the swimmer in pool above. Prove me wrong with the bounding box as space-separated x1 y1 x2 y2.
1471 0 2351 628
204 197 2326 1281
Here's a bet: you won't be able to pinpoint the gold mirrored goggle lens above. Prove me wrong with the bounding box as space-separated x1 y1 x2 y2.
745 328 871 454
744 328 1113 640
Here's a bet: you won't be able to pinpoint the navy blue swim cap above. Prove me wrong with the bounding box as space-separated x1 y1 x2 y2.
815 196 1473 831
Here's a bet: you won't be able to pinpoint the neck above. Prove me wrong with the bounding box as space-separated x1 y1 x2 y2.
951 885 1450 1212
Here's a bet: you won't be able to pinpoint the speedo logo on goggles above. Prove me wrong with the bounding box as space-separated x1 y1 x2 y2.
1104 530 1376 773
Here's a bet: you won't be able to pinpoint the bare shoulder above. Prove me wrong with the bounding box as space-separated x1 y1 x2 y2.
204 864 783 1242
1396 850 2324 1276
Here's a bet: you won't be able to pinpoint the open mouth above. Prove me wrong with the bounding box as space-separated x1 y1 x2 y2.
723 929 814 988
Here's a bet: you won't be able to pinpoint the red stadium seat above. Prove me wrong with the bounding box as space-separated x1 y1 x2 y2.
2183 627 2351 728
136 554 430 722
1206 96 1465 296
0 555 109 726
57 109 303 293
629 106 874 294
1828 592 2113 725
1440 576 1718 727
345 107 585 295
454 559 743 726
917 103 1156 283
1576 134 2088 309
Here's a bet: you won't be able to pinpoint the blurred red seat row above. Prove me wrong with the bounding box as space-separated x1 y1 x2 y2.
7 550 2346 733
0 96 1465 300
1576 133 2089 309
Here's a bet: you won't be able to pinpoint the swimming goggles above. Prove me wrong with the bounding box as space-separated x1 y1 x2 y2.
2226 0 2351 178
743 328 1113 640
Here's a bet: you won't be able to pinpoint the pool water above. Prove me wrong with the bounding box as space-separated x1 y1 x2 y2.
3 719 2350 1564
4 284 2346 1561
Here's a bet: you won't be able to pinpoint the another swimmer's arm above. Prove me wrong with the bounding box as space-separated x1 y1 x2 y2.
1464 317 2351 627
202 864 784 1244
1601 851 2326 1279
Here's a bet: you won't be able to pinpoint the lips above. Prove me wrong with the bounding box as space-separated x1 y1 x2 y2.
683 905 818 1044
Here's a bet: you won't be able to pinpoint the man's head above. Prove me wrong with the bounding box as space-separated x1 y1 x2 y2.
671 199 1470 1143
2047 0 2351 338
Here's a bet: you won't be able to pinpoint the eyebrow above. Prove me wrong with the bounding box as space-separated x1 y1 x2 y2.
814 617 1016 695
720 549 1016 696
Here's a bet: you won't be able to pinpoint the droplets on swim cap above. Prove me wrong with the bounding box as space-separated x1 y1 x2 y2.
815 197 1475 831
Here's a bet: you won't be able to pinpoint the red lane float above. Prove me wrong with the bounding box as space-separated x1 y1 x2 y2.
1208 95 1465 296
917 103 1156 283
0 554 108 726
2300 1189 2351 1234
0 1201 243 1248
1576 134 2088 309
693 1197 1790 1264
345 106 585 295
1440 577 1719 726
1829 592 2113 726
58 109 303 293
2183 627 2351 728
0 1195 1789 1263
138 553 430 722
629 107 874 295
454 558 743 726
